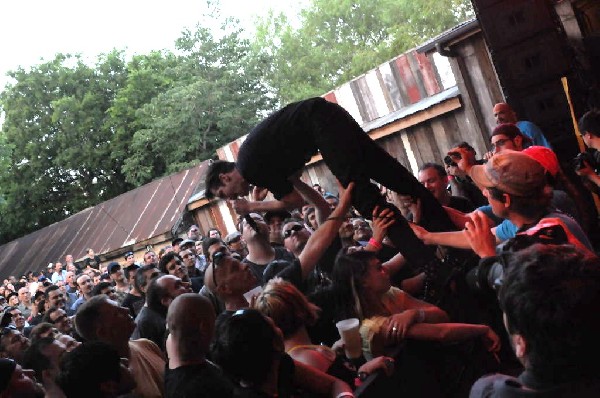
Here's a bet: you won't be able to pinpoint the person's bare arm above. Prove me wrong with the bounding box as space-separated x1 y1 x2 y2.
232 189 304 214
382 251 406 276
405 323 501 353
291 177 331 226
293 360 354 397
298 183 354 279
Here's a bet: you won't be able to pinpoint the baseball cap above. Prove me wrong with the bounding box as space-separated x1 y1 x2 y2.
522 146 559 177
123 251 134 259
323 192 337 200
107 262 121 274
491 123 532 144
180 239 196 249
470 151 546 196
225 231 242 244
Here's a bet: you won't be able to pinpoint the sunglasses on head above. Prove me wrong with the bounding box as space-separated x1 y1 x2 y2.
283 224 304 238
211 250 229 287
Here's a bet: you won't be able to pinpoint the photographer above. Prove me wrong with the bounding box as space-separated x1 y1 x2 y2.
444 142 488 207
575 110 600 192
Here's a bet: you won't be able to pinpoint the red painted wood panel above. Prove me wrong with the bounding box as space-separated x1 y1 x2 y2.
394 55 422 104
322 91 337 104
414 51 442 96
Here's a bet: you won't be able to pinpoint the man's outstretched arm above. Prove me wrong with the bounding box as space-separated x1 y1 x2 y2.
231 188 305 214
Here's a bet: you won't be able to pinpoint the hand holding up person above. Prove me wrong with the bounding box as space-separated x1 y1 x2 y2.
464 211 496 258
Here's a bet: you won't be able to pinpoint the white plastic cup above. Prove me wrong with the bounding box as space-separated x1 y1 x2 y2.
336 318 362 359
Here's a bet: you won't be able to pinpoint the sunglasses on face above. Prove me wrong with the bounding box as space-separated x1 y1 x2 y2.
283 224 304 238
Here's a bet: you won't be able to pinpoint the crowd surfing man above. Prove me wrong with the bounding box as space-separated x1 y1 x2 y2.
205 97 458 290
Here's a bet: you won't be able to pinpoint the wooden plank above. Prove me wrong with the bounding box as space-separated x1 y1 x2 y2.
406 52 429 99
375 67 396 113
323 91 337 103
395 55 422 104
415 51 443 96
389 59 410 107
353 77 377 122
365 69 391 117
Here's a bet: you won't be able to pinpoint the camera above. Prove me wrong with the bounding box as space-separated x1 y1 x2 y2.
444 152 461 167
573 148 600 171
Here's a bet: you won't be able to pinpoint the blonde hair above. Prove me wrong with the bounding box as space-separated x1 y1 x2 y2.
253 278 320 338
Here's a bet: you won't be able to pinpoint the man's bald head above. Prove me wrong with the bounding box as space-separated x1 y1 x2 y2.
167 293 215 360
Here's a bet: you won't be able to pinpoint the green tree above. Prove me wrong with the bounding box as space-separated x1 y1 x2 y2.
122 21 274 186
253 0 473 103
0 51 129 243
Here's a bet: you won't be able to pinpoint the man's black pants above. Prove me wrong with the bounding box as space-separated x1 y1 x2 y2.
308 98 456 266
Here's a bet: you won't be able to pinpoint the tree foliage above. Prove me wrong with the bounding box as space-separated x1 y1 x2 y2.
0 0 473 244
0 10 273 243
253 0 473 103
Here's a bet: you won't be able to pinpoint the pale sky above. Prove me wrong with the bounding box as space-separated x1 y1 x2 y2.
0 0 303 92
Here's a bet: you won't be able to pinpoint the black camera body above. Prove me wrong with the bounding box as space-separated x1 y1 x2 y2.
573 148 600 171
444 152 461 167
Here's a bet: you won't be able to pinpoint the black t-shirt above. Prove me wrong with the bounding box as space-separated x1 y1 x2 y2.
236 98 322 200
244 247 296 284
232 354 296 398
121 293 144 318
448 195 475 214
131 306 166 351
165 362 234 398
83 255 101 270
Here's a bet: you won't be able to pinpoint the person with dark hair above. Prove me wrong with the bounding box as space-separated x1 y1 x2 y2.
158 252 201 292
492 103 551 148
83 248 101 270
121 264 143 318
132 275 191 351
56 341 136 398
29 323 56 343
204 97 458 295
44 285 67 314
445 142 488 207
576 109 600 190
74 295 165 397
470 244 600 397
0 358 45 397
211 308 353 397
43 307 72 336
22 336 65 386
0 327 30 364
415 151 593 257
106 262 129 304
91 282 118 302
255 279 395 389
418 163 474 213
165 294 234 398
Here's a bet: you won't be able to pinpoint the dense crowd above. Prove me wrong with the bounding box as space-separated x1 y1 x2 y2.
1 101 599 398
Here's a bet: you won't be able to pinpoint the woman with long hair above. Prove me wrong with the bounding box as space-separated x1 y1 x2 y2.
310 248 500 358
253 278 394 389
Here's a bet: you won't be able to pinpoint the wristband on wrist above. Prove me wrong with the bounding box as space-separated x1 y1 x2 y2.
368 238 382 250
336 393 355 398
417 309 425 323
